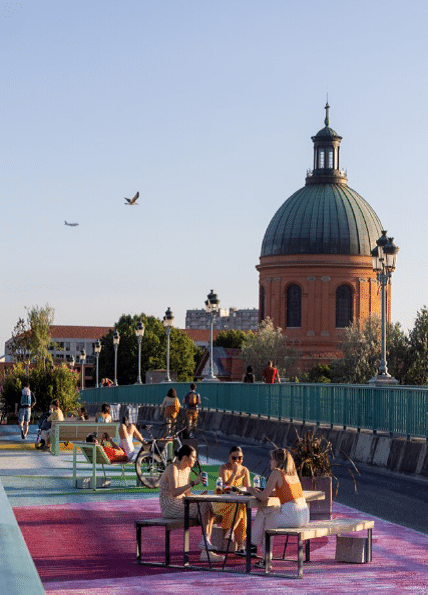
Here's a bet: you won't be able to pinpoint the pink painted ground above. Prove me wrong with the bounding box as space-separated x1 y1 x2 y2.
14 499 428 594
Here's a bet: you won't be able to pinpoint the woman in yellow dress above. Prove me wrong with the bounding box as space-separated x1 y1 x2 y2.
213 446 251 550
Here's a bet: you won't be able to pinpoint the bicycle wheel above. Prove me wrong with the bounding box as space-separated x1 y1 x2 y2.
135 451 165 488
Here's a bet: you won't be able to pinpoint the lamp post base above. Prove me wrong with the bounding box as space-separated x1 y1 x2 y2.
202 376 220 382
368 374 399 386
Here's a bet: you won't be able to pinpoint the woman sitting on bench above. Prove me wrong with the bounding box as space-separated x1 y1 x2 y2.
248 448 309 568
85 417 146 463
159 444 224 563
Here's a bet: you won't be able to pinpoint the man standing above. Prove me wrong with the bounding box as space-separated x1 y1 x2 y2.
15 383 35 439
183 383 201 437
262 361 281 384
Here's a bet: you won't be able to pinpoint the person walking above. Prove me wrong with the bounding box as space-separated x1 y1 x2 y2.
15 383 36 439
242 365 256 383
262 361 281 384
183 383 201 437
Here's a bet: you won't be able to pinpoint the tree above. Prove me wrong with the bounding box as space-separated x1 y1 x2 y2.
300 364 332 383
241 317 299 380
1 363 80 416
403 307 428 385
9 304 55 370
213 329 248 349
332 316 409 384
97 313 196 385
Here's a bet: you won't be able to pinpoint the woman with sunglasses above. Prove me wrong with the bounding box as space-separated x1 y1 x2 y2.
247 448 309 568
213 446 251 551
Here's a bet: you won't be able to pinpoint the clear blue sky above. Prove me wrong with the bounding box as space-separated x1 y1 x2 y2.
1 0 426 350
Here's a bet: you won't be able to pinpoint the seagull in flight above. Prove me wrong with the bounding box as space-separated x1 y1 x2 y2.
124 191 139 205
64 221 79 226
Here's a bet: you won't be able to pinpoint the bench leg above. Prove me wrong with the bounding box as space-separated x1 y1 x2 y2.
305 538 310 562
265 532 272 574
165 528 171 566
366 528 372 562
136 525 141 562
297 536 304 578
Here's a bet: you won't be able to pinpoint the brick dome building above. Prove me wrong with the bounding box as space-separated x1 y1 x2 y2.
257 104 387 368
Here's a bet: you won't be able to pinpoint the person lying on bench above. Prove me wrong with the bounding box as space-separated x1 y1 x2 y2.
159 444 224 563
85 417 146 463
247 448 309 568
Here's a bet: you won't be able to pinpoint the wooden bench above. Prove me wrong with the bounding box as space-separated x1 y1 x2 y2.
50 421 119 456
72 440 133 490
264 518 374 578
136 517 201 567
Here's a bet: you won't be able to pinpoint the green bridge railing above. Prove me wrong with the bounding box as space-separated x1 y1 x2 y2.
81 382 428 441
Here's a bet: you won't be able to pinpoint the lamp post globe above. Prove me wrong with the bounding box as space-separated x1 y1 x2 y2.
162 307 174 383
80 349 86 391
94 339 102 388
135 321 145 385
113 331 120 386
203 290 220 382
369 231 399 385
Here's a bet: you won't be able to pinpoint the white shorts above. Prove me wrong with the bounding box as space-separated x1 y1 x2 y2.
120 436 137 462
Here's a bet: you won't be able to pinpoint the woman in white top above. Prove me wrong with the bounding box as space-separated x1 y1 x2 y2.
96 403 112 423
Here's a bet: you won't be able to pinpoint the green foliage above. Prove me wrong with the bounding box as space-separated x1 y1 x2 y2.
241 317 299 380
332 316 408 384
213 329 247 349
292 430 333 477
97 313 196 385
9 304 55 370
300 364 332 383
1 363 79 415
403 307 428 385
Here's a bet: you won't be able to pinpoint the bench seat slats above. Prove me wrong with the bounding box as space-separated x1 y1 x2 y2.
266 519 374 541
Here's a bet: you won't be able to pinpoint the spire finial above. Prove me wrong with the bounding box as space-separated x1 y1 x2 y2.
324 95 330 127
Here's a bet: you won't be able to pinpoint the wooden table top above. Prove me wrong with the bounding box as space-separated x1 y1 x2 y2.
184 490 324 508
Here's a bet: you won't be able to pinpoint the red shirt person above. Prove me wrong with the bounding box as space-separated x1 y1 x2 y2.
262 361 281 384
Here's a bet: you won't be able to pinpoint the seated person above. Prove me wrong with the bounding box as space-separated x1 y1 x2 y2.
159 444 224 563
247 448 309 568
213 446 251 551
86 432 128 463
39 399 64 451
76 406 89 420
96 403 112 423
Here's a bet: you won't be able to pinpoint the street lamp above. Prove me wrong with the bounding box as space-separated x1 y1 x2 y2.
113 331 120 386
369 230 399 385
203 289 220 382
135 321 145 385
94 340 102 388
69 355 75 370
80 349 86 391
162 307 174 382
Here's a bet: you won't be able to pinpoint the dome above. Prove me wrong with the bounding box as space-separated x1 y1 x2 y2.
261 183 383 257
314 125 340 139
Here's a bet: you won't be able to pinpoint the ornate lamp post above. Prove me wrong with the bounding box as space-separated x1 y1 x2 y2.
369 230 399 385
135 321 145 385
113 331 120 386
162 307 174 382
94 340 102 388
80 349 86 391
203 289 220 382
69 355 75 370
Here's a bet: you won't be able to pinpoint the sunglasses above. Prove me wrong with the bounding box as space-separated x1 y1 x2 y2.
231 455 243 461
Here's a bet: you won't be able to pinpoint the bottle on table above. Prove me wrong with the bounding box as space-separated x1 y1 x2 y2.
215 477 223 494
253 475 260 489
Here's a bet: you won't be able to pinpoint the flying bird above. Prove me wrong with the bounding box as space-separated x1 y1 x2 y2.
124 191 139 205
64 221 79 226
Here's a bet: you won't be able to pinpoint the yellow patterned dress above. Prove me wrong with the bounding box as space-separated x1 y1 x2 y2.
212 468 248 547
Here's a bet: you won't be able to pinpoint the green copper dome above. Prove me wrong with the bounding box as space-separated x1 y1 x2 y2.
261 104 383 257
261 184 383 256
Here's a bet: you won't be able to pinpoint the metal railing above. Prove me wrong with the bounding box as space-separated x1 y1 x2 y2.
81 382 428 441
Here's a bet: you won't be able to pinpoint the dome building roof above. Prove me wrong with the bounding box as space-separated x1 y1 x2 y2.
261 103 383 257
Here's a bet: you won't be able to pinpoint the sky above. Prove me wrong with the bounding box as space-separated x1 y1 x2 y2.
1 0 427 351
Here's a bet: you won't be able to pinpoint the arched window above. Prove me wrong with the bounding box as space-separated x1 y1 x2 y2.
336 285 353 328
287 284 301 327
259 286 265 321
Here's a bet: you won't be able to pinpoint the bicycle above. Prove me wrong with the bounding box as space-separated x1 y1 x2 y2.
135 424 187 488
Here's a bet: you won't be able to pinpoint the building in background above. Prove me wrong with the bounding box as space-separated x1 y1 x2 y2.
257 104 385 370
185 307 258 331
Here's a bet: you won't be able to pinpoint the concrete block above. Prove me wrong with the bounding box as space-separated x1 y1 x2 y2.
335 536 368 563
398 441 424 474
387 439 406 471
371 436 392 467
354 434 374 464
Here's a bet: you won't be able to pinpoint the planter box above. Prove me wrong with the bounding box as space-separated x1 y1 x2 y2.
301 476 332 520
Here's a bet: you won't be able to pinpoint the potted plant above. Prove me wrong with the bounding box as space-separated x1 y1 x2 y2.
291 429 358 520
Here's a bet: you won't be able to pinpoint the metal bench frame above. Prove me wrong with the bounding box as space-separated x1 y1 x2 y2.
72 441 132 490
136 517 200 567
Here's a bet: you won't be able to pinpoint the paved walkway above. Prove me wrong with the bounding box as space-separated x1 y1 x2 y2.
1 424 428 594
